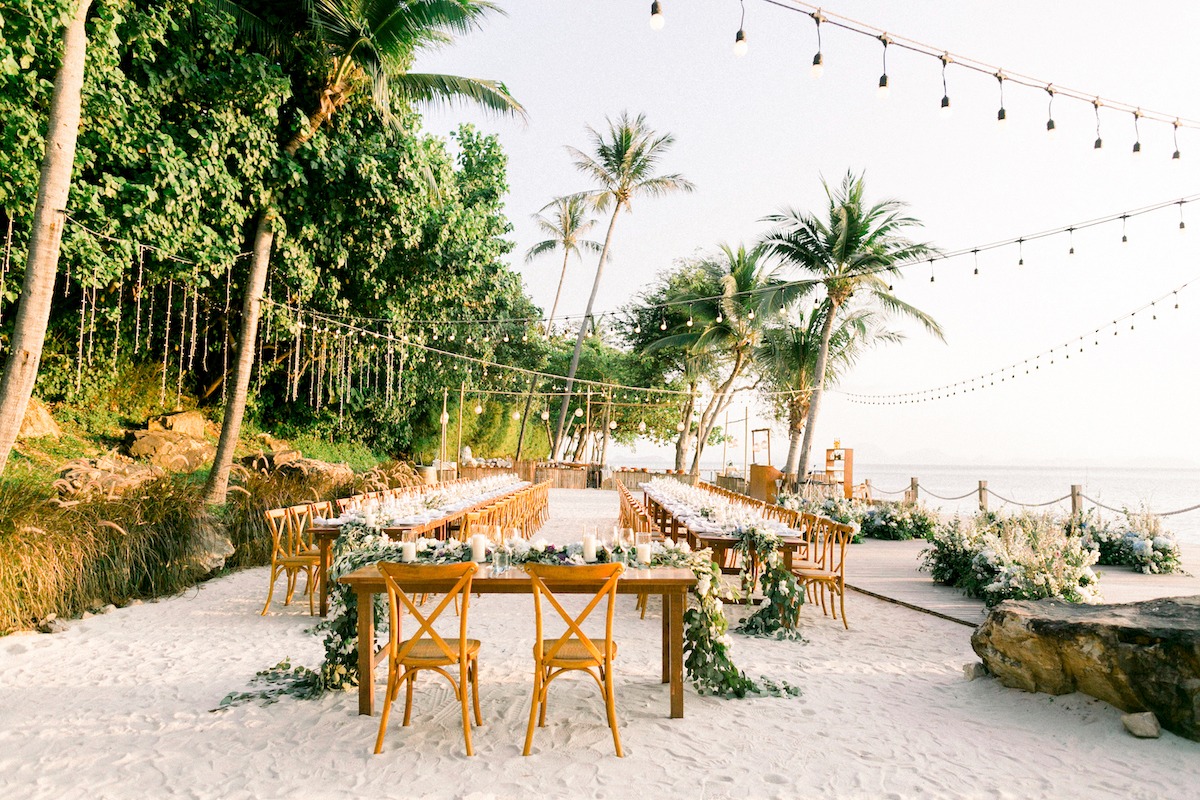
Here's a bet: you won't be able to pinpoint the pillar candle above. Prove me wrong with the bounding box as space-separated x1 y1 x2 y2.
401 541 417 563
582 534 597 563
471 534 487 563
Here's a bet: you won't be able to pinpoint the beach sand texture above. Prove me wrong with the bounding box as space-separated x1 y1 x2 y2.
1 489 1196 800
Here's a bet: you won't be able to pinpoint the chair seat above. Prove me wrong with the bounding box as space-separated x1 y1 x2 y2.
535 639 617 666
790 559 823 572
793 567 838 581
399 638 481 666
277 554 320 568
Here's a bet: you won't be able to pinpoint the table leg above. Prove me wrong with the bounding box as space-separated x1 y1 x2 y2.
669 588 684 719
661 592 670 684
319 539 331 618
356 589 375 716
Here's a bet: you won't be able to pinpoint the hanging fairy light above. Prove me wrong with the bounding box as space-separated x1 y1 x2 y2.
609 420 618 430
1017 238 1025 266
1173 121 1182 160
1132 110 1143 154
1045 86 1056 133
686 306 694 327
876 34 890 98
995 72 1007 124
1093 99 1104 150
1180 201 1187 231
809 11 824 78
733 0 748 57
511 409 520 420
474 403 483 415
540 410 550 421
1068 227 1076 255
972 248 980 275
649 0 664 30
574 407 584 418
939 54 952 117
638 419 647 433
676 421 686 432
1121 215 1129 243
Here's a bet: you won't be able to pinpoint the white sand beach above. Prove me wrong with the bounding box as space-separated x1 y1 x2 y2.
1 490 1196 800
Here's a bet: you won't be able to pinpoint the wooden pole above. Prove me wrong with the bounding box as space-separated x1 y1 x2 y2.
978 480 988 512
863 478 872 503
456 381 465 475
1071 484 1082 516
585 388 592 462
742 409 749 479
720 408 729 475
439 388 449 467
908 477 919 504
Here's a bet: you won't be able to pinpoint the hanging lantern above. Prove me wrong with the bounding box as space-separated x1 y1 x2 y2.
474 403 483 415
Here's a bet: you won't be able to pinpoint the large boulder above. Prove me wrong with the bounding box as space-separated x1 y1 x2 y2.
275 457 354 492
126 430 215 473
188 513 234 573
972 596 1200 741
18 397 61 440
55 455 165 499
146 410 207 439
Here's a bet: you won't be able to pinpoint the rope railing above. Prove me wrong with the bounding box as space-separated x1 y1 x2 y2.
869 485 910 496
1081 495 1200 518
877 479 1200 517
917 487 978 501
985 491 1073 508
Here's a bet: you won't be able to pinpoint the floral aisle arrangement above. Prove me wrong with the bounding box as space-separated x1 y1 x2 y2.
1072 510 1184 575
858 503 939 541
921 513 1100 606
224 520 798 706
730 524 804 638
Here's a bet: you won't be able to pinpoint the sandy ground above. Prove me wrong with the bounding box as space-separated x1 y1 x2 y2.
1 489 1197 800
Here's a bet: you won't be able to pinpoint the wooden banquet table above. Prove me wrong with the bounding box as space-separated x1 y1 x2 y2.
311 484 528 617
338 564 697 718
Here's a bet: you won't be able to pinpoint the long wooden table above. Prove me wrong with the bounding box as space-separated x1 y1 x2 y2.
312 484 528 617
338 564 697 718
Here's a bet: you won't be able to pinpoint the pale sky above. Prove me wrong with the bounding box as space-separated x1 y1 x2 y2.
418 0 1200 469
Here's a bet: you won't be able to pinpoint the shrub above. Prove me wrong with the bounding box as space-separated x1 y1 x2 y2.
1071 509 1183 575
921 516 982 586
860 502 939 540
971 514 1100 606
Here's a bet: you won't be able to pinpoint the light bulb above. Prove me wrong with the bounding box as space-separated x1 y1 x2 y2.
715 312 723 323
609 421 617 430
997 107 1007 125
810 52 823 79
574 408 583 417
676 421 685 432
877 74 889 99
1046 118 1056 133
540 411 550 421
686 317 693 327
649 0 664 30
659 320 667 331
940 95 952 117
511 410 520 420
440 413 450 424
1094 137 1103 150
733 29 747 57
638 421 646 433
474 404 483 415
634 324 641 334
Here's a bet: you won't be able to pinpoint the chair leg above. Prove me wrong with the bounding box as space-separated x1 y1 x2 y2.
538 668 549 727
373 665 400 755
460 673 474 757
306 566 315 615
470 658 482 726
403 672 416 726
523 667 542 756
603 665 623 758
284 569 297 606
260 566 280 616
839 581 848 630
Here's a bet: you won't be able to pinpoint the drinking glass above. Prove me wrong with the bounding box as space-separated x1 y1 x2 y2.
492 545 510 575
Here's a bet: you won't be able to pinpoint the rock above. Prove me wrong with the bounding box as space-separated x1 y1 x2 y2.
100 604 116 615
188 513 234 573
275 457 354 492
146 410 207 439
972 595 1200 741
126 430 215 473
55 455 165 499
127 599 143 606
963 662 989 681
37 614 67 634
81 611 94 620
18 397 61 440
1122 712 1162 739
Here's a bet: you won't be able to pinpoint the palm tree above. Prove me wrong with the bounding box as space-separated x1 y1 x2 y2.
0 0 93 475
551 112 693 459
757 308 900 483
650 244 804 476
760 170 943 482
514 196 601 458
203 0 523 503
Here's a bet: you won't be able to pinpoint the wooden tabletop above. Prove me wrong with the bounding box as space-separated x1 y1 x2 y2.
339 563 697 593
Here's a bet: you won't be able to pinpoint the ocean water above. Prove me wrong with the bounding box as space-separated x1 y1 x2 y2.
611 453 1200 546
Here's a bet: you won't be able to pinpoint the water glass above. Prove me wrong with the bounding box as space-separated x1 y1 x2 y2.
492 546 510 575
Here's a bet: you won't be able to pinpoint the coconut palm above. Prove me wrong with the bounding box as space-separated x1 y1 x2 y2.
514 196 602 459
757 308 901 483
203 0 523 503
649 243 805 475
759 170 943 481
0 0 93 475
551 112 694 459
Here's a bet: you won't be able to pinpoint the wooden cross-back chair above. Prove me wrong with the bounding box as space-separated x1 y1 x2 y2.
373 562 482 756
523 562 625 757
791 517 853 629
260 507 319 615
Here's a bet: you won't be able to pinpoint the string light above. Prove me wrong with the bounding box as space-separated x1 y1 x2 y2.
1093 99 1103 150
929 258 935 283
1173 120 1182 160
1068 227 1075 255
1132 110 1142 154
474 403 483 415
1180 201 1187 231
574 408 584 417
649 0 664 30
972 248 979 275
733 0 748 57
511 409 520 420
1121 215 1129 243
1045 85 1056 132
995 72 1006 124
809 11 824 77
1017 238 1024 267
939 54 952 117
877 34 890 98
540 410 550 421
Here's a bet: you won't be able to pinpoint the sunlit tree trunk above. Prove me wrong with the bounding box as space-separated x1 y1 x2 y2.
795 301 840 484
516 248 571 459
783 397 809 487
689 351 747 477
0 0 93 476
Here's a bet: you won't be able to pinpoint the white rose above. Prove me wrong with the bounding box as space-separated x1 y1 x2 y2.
532 539 547 553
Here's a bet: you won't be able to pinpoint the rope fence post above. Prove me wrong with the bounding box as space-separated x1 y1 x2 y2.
1071 484 1082 516
908 477 919 504
863 478 871 502
978 480 988 512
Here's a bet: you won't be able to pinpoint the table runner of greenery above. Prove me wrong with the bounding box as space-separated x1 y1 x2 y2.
222 521 800 706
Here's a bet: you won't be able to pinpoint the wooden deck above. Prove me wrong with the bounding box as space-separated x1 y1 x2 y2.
844 539 1200 628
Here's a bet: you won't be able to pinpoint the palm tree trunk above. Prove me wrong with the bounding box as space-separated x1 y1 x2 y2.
204 209 275 503
0 0 92 476
552 205 620 458
516 249 571 459
783 399 808 485
795 302 840 484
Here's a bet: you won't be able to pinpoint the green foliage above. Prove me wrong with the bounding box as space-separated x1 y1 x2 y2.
1072 509 1184 575
859 502 939 541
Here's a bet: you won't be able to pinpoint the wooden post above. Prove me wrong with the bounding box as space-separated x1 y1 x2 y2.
908 477 919 504
978 480 988 512
455 381 465 469
439 387 448 466
1071 484 1082 516
863 478 871 502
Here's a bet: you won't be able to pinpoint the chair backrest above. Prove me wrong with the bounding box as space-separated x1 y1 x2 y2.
309 499 334 520
525 562 624 664
264 507 308 559
810 516 853 572
288 504 315 548
377 562 478 663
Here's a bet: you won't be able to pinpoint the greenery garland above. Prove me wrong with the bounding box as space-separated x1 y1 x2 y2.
222 522 798 706
731 525 805 639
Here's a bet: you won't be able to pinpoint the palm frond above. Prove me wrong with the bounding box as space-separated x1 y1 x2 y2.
393 72 525 118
